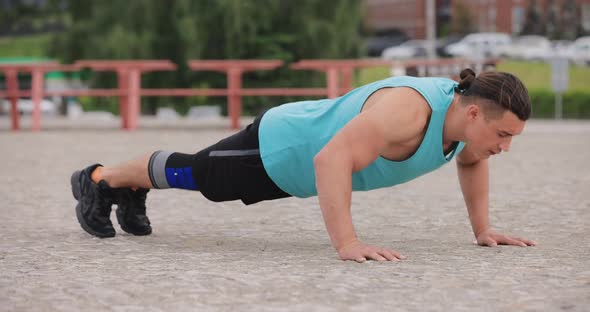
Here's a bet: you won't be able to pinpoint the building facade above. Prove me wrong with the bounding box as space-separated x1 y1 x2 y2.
454 0 590 37
364 0 451 38
364 0 590 38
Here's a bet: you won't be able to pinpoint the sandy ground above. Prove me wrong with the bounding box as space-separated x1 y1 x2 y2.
0 116 589 311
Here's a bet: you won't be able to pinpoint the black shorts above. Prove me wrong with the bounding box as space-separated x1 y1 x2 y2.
148 113 291 205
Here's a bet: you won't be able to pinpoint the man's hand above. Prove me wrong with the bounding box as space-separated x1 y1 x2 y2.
476 228 537 247
337 240 405 262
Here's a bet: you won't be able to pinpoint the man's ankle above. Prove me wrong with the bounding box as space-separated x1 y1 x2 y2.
91 166 105 185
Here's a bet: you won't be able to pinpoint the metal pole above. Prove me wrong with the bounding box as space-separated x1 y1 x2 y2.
426 0 437 60
31 69 44 132
227 68 243 130
127 68 141 130
555 92 563 119
117 69 129 129
5 69 20 131
340 67 354 94
326 68 339 99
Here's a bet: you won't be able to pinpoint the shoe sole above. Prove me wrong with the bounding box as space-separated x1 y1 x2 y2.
71 170 115 238
116 208 152 236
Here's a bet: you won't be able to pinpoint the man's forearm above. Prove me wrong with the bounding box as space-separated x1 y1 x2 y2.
314 156 358 250
457 159 490 237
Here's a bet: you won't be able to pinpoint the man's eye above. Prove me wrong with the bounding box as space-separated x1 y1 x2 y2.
498 133 507 137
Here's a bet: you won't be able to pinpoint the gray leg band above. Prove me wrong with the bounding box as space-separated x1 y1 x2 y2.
148 150 173 189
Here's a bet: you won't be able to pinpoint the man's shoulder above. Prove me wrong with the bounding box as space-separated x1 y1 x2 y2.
380 87 431 124
365 87 431 142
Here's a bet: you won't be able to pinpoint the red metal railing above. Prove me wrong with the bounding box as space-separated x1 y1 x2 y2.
0 58 498 131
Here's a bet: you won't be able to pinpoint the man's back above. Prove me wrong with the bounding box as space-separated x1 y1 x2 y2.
258 76 464 198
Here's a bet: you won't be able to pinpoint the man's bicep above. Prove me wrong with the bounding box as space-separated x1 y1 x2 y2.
317 88 424 172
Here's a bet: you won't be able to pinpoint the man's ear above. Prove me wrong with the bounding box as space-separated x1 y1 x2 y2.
466 104 480 122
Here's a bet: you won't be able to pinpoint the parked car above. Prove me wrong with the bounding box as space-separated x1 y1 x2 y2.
444 32 512 58
0 99 57 115
365 30 409 57
551 40 574 58
436 35 464 57
381 40 429 60
566 36 590 66
501 35 553 61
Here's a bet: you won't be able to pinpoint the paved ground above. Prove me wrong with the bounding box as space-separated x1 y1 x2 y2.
1 116 589 311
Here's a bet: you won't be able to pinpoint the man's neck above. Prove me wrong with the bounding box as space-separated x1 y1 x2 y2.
443 94 465 145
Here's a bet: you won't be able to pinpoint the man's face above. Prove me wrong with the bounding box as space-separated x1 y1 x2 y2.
464 104 526 159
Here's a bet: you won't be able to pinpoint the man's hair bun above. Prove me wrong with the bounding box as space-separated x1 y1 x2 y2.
456 68 476 93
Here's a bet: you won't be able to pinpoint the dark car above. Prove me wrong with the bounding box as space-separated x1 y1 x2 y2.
365 29 409 57
436 35 464 58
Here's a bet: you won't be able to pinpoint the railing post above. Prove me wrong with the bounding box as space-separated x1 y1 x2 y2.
227 67 243 130
326 67 339 99
5 69 20 131
31 69 44 132
340 67 354 95
127 68 141 130
117 69 130 129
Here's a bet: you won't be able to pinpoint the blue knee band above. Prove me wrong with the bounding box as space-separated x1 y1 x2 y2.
165 167 198 190
148 151 198 190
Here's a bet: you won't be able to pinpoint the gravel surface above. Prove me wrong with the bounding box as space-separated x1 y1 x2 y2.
1 117 589 311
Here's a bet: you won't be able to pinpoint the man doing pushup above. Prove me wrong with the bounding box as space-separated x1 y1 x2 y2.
71 68 537 262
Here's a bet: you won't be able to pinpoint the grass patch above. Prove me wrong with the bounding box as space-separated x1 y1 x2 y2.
356 66 390 86
0 34 53 58
356 61 590 92
497 61 590 92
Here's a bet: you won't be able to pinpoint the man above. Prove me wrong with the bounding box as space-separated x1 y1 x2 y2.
71 68 537 262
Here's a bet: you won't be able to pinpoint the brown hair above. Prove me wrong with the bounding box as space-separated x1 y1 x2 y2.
455 68 531 121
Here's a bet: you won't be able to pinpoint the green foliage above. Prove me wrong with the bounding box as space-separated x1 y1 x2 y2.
0 0 65 36
48 0 364 115
78 96 119 115
0 34 52 57
529 89 590 119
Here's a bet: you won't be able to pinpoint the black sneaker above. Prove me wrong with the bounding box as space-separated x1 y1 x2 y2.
71 164 116 238
115 188 152 236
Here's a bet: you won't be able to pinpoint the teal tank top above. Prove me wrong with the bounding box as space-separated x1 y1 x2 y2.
258 76 465 198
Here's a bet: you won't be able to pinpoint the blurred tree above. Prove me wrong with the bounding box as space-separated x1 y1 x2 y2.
519 0 587 40
0 1 38 35
521 0 545 36
0 0 65 36
560 0 583 40
545 2 561 40
48 0 364 115
451 0 474 35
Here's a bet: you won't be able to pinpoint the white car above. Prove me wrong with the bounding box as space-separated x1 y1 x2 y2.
381 40 429 60
551 40 574 58
0 99 57 115
566 37 590 66
502 35 553 61
445 32 512 58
